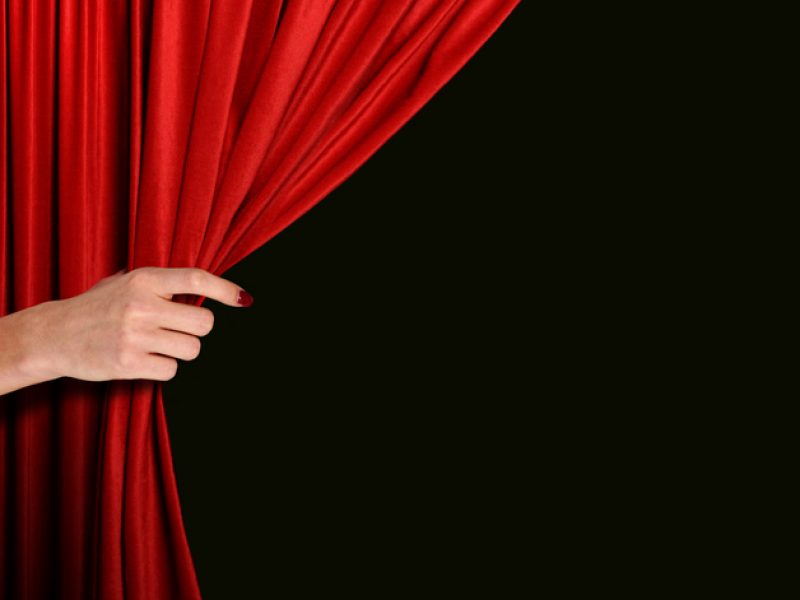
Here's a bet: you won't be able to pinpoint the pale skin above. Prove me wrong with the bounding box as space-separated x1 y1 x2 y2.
0 267 253 396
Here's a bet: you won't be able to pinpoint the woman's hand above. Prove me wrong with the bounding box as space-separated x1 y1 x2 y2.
0 267 253 394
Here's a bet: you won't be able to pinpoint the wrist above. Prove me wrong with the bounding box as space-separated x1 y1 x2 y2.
0 300 67 395
15 301 65 383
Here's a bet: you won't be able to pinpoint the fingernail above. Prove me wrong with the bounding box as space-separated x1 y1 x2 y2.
237 289 254 307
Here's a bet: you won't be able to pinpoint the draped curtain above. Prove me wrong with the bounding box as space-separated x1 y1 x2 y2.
0 1 519 597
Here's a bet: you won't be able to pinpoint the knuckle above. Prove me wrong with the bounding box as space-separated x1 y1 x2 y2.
120 298 146 324
187 269 206 291
118 326 137 350
117 348 138 371
127 267 153 288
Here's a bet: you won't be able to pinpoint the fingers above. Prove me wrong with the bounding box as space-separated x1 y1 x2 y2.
145 329 202 362
143 267 252 307
108 266 251 383
156 300 215 337
116 325 201 382
134 355 179 382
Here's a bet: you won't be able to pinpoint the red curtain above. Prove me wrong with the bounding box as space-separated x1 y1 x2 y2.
0 1 519 597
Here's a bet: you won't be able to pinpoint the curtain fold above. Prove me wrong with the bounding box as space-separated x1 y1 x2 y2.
0 1 520 597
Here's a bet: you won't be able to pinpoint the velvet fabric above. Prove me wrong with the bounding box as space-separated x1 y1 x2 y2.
0 1 519 597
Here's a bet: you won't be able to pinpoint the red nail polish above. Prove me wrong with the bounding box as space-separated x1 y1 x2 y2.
237 289 254 307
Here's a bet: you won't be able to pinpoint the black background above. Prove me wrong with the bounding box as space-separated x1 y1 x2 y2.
164 4 531 595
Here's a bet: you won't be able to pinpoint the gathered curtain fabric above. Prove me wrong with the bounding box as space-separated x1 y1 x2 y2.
0 1 519 598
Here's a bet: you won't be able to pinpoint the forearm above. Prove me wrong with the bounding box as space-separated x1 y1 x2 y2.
0 302 61 395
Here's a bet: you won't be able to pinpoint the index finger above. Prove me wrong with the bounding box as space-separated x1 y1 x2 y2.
150 267 252 307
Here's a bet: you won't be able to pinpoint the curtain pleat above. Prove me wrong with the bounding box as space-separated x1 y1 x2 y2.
5 3 58 598
0 1 520 597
